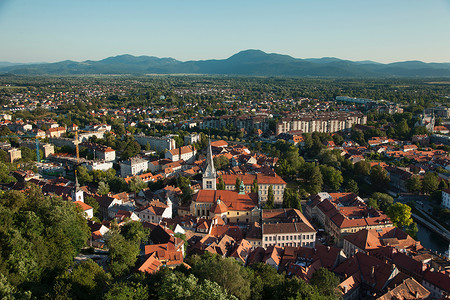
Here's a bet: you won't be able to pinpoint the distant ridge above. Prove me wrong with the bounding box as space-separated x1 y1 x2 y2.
1 49 450 77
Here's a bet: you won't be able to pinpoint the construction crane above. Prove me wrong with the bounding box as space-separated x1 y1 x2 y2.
0 134 41 162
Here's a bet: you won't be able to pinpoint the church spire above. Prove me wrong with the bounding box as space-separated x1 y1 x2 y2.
205 137 216 176
74 169 80 192
72 168 84 202
202 137 217 190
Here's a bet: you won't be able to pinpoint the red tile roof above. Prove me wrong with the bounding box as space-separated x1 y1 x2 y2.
74 201 92 211
138 253 162 274
193 190 258 211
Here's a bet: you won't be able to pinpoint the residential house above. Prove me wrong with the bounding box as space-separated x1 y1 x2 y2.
343 227 421 257
74 201 93 219
165 145 197 163
306 192 393 246
135 199 173 223
262 222 316 249
120 157 148 177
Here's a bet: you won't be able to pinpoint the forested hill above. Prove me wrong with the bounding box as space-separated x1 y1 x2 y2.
1 50 450 77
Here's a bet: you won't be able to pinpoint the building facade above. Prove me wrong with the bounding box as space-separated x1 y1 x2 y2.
120 157 148 177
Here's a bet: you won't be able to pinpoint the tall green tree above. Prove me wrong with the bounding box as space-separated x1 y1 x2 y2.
77 165 93 184
406 175 422 193
387 203 413 228
354 161 371 177
301 163 323 195
217 176 225 190
369 192 394 212
235 177 241 192
422 172 439 195
265 185 275 209
310 268 341 299
187 254 251 300
319 165 343 191
106 232 140 277
345 179 359 194
62 259 111 300
370 165 390 191
128 176 147 198
97 181 110 195
251 178 259 193
103 281 149 300
282 188 302 211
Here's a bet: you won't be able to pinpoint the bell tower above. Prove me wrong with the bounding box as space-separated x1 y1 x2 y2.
72 169 84 202
202 139 217 190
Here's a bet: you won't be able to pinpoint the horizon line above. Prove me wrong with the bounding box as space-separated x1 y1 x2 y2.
1 49 450 65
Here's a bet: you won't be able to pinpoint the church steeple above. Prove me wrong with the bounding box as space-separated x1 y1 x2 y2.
72 169 84 202
202 138 217 190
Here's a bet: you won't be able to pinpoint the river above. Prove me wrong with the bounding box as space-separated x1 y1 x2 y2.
416 222 449 255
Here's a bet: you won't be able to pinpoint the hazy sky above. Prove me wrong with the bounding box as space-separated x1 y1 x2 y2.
0 0 449 63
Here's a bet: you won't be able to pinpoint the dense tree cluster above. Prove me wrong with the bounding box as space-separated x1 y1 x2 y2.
0 184 90 298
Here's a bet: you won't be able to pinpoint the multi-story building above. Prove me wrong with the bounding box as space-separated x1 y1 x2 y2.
276 111 366 135
200 114 270 133
46 126 66 138
261 208 317 248
8 148 21 162
135 134 176 152
165 145 196 163
441 188 450 209
120 157 148 177
219 173 286 205
425 107 450 118
20 141 54 158
83 160 114 172
184 133 200 145
80 142 115 161
262 223 317 248
306 192 393 246
342 227 419 258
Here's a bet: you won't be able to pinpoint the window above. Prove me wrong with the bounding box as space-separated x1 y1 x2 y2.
269 236 272 241
237 212 239 215
278 236 281 240
206 181 212 189
265 237 268 241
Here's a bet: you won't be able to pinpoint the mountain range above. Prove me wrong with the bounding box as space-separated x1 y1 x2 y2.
1 50 450 77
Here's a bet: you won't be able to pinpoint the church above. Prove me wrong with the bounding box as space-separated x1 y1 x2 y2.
189 140 260 223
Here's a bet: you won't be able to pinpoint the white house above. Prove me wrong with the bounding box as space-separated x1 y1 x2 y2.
165 145 197 163
120 157 148 177
74 201 93 219
135 198 172 223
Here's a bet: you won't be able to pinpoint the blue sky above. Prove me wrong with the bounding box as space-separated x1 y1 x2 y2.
0 0 449 63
